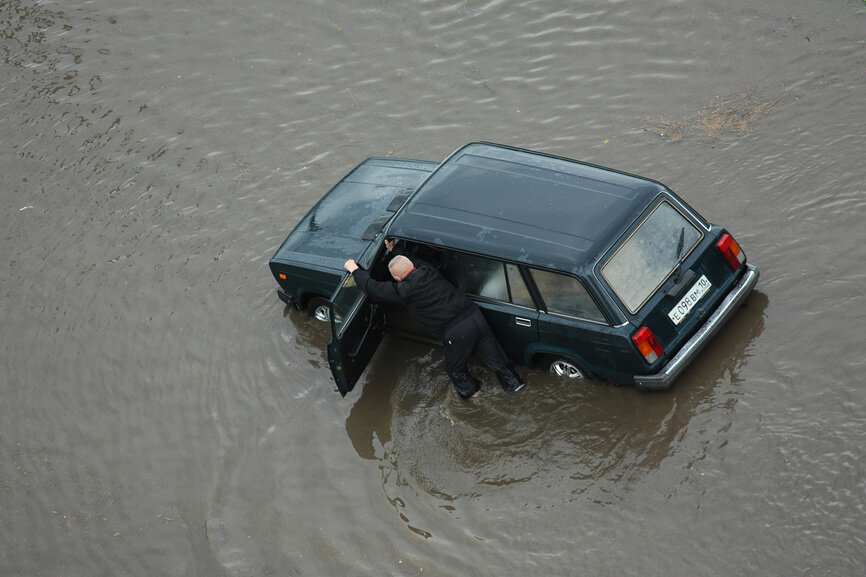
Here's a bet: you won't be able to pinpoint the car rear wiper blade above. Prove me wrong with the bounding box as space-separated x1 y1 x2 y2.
673 226 685 282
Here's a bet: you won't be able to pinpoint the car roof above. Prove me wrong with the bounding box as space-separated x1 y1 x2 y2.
386 142 664 274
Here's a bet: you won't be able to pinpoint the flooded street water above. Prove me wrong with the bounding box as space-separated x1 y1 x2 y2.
2 0 865 574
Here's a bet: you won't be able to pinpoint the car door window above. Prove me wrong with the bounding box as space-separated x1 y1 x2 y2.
330 275 365 338
450 252 507 300
529 268 607 323
505 263 534 307
450 253 534 307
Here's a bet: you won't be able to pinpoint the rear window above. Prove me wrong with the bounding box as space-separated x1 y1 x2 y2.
602 200 702 313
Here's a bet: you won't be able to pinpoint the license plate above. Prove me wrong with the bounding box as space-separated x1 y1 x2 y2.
668 274 712 325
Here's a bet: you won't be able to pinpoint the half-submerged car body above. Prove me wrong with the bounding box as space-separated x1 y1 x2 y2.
269 143 759 395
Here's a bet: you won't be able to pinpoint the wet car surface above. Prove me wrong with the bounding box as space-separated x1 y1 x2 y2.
270 143 759 394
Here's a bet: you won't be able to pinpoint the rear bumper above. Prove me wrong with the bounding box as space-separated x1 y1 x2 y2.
634 264 759 391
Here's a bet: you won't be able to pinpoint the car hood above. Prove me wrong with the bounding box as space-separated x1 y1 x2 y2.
271 158 437 271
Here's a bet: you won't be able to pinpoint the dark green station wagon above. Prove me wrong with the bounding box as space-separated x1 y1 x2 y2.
269 143 759 396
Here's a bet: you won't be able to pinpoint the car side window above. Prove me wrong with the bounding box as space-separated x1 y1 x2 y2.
449 253 534 307
505 264 534 308
450 252 508 300
529 268 607 323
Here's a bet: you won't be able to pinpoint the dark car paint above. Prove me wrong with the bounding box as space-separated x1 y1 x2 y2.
387 143 663 275
270 142 758 394
269 158 437 309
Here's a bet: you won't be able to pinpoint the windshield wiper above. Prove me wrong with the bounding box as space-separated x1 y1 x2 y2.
673 227 685 282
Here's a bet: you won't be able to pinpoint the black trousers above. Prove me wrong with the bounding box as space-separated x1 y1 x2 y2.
442 309 523 398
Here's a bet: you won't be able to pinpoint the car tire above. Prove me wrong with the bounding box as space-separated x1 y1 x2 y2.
306 297 330 322
546 356 587 380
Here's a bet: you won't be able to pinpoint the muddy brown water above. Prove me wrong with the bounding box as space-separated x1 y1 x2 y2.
2 0 865 575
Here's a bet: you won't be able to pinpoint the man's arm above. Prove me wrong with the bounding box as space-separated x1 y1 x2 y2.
343 260 403 304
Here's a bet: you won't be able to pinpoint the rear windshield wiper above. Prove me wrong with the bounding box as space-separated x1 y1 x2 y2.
673 226 685 282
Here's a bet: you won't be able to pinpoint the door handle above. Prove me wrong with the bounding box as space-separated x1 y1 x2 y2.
515 317 532 327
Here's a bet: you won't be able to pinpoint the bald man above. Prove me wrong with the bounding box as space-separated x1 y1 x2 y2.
344 253 525 399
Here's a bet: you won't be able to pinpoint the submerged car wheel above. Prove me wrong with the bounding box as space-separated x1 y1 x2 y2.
306 297 330 322
548 357 586 380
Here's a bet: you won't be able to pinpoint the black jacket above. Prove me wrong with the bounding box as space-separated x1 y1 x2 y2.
352 266 476 339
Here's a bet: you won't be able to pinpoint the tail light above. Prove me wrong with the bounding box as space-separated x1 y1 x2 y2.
632 326 664 364
716 233 745 270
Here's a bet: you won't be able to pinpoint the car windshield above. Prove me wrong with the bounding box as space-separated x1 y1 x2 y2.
602 200 702 313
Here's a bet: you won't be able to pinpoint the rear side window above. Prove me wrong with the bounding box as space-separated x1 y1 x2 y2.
602 200 702 313
529 268 607 323
449 253 533 307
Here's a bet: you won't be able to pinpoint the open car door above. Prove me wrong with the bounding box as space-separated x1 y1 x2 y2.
327 274 385 396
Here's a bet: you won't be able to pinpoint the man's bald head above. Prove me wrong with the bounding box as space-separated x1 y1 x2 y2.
388 255 415 281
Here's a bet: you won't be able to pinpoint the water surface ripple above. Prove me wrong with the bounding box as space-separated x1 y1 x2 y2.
2 0 865 575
